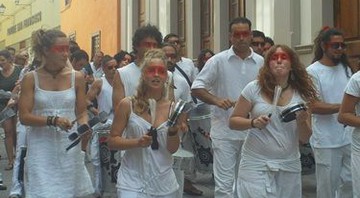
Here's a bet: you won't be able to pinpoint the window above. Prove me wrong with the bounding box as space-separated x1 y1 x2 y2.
91 31 101 59
229 0 245 21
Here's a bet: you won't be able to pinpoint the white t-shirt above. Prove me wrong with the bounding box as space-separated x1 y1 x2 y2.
172 72 192 102
191 46 263 140
344 71 360 153
239 80 302 172
97 76 114 120
117 62 141 97
307 61 351 148
175 57 198 82
90 62 104 78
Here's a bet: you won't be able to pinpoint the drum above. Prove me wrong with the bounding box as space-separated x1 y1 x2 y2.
188 103 213 173
300 143 315 175
280 103 307 122
97 130 122 195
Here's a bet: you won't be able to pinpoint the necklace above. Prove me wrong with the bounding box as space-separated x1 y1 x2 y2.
43 66 64 79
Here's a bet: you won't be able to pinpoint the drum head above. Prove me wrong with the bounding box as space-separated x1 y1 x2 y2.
280 103 306 122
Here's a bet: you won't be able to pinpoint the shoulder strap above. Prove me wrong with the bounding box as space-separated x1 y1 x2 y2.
174 64 198 104
33 71 39 88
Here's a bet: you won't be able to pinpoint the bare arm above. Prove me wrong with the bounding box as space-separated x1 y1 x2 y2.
191 88 235 110
338 93 360 127
296 109 312 144
112 71 125 110
86 79 102 115
229 95 270 130
308 100 340 115
108 98 152 150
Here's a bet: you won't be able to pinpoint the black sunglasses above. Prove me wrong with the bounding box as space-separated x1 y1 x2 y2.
327 42 346 50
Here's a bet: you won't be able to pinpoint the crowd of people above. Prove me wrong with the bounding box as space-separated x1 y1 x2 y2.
0 16 358 198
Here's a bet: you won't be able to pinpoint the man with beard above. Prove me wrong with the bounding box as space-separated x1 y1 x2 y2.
307 27 354 198
191 17 263 198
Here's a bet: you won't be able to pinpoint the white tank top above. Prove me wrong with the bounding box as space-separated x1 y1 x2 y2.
97 76 113 120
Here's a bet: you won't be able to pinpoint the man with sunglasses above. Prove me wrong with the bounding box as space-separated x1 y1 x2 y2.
251 30 266 56
307 27 354 198
86 55 118 197
192 17 263 198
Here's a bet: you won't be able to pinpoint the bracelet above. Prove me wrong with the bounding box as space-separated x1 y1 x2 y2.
46 116 54 126
250 118 256 128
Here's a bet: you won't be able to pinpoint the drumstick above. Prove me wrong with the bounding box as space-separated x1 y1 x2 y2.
268 85 282 117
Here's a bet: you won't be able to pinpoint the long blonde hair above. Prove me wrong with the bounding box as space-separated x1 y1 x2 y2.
133 49 170 114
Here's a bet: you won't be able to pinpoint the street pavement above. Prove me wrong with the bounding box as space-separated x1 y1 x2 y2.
0 128 316 198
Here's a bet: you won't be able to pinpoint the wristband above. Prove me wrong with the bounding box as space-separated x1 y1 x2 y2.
53 116 59 126
250 118 256 128
47 116 54 126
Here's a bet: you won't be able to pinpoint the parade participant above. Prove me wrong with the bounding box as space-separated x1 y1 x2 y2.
0 49 21 171
197 49 214 72
108 49 181 197
86 55 117 196
229 45 317 198
114 50 133 68
339 69 360 198
112 24 162 109
307 27 353 198
18 29 94 197
191 17 263 198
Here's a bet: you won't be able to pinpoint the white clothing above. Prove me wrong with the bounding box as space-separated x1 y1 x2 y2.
313 146 352 198
90 62 104 78
175 57 198 82
344 71 360 197
307 61 351 148
117 62 141 98
172 72 192 102
117 102 179 196
25 71 94 198
238 80 304 198
97 76 114 120
191 46 263 140
117 188 178 198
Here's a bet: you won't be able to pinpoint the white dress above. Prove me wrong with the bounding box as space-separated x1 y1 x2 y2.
25 71 94 198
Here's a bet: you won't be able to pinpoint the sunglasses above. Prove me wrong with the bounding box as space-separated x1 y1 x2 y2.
50 45 70 53
251 42 265 47
140 41 158 48
271 52 290 61
145 65 167 77
327 42 346 50
232 31 251 38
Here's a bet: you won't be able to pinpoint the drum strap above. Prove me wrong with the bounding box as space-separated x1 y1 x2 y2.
175 64 197 104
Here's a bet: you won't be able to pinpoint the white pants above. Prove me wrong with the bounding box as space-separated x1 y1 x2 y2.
117 189 178 198
9 122 27 196
237 170 301 198
90 132 102 195
212 138 243 198
313 145 352 198
352 150 360 198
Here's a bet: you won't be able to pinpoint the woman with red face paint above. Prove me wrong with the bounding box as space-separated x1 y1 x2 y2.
229 45 318 198
18 29 94 197
109 49 184 197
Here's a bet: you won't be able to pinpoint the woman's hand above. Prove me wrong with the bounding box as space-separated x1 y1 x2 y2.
252 115 271 129
137 134 152 148
56 117 73 131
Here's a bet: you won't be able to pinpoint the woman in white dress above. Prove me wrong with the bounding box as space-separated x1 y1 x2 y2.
108 49 183 198
229 45 318 198
18 29 94 197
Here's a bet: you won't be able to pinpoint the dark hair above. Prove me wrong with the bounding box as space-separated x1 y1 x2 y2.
101 55 114 67
132 24 163 53
312 27 354 75
70 49 89 62
0 50 13 60
264 36 274 45
114 50 130 64
258 45 318 102
252 30 265 39
161 42 178 54
32 29 67 58
69 40 80 55
229 17 252 32
164 33 179 43
197 49 214 71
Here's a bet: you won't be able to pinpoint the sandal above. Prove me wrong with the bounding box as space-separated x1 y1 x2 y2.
5 163 13 171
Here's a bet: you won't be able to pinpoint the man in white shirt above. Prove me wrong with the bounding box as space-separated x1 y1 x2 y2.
307 27 353 198
191 17 263 198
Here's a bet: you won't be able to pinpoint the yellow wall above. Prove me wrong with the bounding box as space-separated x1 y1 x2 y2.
0 0 60 51
60 0 120 58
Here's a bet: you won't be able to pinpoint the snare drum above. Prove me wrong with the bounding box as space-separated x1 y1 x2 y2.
280 103 307 122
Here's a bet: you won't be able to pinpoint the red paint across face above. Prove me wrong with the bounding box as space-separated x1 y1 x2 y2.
232 30 251 38
271 52 290 61
145 65 167 78
50 44 70 53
